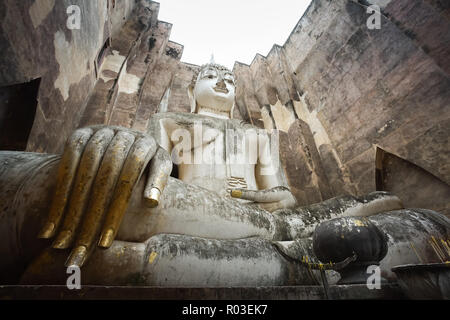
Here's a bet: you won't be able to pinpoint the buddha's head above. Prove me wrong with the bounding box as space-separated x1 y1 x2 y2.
188 63 236 119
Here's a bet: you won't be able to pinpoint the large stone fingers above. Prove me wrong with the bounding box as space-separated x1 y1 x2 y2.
52 130 134 250
92 135 157 254
36 124 167 267
38 128 95 239
231 186 297 212
143 147 173 208
231 186 292 203
65 133 154 267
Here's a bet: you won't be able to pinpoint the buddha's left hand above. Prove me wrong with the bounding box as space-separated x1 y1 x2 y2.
230 186 297 212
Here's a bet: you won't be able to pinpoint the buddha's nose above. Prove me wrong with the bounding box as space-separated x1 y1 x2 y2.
216 78 227 89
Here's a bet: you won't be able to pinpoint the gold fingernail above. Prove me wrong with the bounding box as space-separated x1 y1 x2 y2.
145 187 160 208
65 245 88 267
38 222 55 239
52 230 73 249
231 190 242 198
98 228 114 248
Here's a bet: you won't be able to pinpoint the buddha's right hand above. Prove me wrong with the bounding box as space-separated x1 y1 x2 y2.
36 125 172 268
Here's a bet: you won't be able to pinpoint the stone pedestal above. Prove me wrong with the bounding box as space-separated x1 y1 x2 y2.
0 284 405 300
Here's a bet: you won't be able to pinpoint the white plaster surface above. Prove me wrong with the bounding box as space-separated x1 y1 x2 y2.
53 30 89 101
270 100 295 132
99 50 126 83
117 60 142 94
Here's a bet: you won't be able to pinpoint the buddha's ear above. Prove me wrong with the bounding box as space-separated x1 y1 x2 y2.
230 100 235 119
188 84 197 113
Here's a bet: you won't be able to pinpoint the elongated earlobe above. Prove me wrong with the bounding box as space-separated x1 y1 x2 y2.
230 102 235 119
188 85 197 114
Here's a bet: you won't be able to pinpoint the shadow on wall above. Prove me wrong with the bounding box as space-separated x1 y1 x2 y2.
0 78 41 151
376 147 450 217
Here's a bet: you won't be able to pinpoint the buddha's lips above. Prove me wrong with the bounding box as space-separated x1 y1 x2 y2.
214 87 229 94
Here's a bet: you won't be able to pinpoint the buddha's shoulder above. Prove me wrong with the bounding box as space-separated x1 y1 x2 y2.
227 118 266 131
149 112 224 126
149 112 192 121
148 112 261 131
150 112 215 121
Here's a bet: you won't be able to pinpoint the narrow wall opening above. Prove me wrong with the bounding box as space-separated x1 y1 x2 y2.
95 38 111 78
0 78 41 151
375 147 450 217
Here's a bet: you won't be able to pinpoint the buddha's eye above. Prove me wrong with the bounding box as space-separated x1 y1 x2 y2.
226 79 234 85
207 75 215 79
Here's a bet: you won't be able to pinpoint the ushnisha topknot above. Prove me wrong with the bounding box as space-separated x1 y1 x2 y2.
189 63 234 88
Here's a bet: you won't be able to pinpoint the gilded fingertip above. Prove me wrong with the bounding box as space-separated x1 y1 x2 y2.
52 230 73 249
144 187 160 208
38 222 55 239
65 245 88 268
231 190 242 198
98 228 115 248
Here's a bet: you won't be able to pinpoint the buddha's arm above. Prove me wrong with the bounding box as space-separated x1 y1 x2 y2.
232 132 297 212
146 114 174 153
36 124 172 268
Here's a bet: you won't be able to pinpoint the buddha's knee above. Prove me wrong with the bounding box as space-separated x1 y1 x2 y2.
140 234 317 287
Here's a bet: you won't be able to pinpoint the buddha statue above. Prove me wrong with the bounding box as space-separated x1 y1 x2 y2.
0 62 448 286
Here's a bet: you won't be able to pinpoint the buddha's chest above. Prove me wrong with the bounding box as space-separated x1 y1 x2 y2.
171 122 259 167
171 122 261 193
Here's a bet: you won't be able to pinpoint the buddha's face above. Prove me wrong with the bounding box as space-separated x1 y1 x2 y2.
193 65 235 114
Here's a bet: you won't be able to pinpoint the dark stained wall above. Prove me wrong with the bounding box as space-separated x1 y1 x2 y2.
0 0 136 153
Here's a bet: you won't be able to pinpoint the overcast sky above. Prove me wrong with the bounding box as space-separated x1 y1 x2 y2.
158 0 312 69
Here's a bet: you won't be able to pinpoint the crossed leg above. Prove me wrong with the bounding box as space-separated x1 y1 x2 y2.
0 151 404 286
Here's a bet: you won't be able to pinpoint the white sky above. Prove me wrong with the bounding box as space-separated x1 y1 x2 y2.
158 0 312 69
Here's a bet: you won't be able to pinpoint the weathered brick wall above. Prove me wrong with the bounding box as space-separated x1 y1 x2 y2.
74 7 201 133
234 0 449 210
0 0 137 153
286 0 449 195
